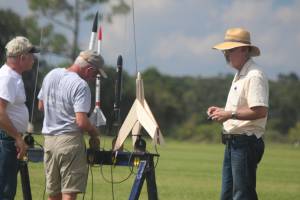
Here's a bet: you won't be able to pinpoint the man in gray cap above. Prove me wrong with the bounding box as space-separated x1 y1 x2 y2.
38 50 105 200
0 36 39 199
207 28 269 200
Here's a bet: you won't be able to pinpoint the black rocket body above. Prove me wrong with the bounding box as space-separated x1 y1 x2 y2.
113 55 123 126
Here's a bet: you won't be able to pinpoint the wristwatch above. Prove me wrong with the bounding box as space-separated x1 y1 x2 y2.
231 111 237 119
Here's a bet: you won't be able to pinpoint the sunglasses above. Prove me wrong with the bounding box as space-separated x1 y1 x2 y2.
88 66 99 74
222 48 238 55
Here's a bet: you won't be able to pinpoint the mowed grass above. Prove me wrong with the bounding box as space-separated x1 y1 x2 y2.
16 136 300 200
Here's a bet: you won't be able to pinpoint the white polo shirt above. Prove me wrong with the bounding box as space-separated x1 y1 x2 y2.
223 59 269 138
0 64 29 133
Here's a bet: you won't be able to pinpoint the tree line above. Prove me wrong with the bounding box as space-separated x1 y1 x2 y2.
25 65 300 144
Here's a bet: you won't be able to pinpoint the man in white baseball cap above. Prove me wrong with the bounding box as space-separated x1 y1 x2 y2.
0 36 39 199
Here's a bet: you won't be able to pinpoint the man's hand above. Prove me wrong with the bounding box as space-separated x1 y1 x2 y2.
207 106 224 117
207 106 231 123
210 110 231 122
89 136 100 150
87 125 100 150
15 136 28 160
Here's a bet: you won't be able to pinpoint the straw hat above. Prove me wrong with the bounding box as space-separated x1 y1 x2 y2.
213 28 260 57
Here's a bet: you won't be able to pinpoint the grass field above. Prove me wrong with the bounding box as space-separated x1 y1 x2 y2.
16 136 300 200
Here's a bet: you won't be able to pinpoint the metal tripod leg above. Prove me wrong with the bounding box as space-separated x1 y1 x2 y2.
145 158 158 200
128 159 158 200
129 160 147 200
19 160 32 200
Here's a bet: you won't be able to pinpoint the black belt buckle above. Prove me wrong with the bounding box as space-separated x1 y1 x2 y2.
221 133 238 144
221 130 231 144
221 133 227 144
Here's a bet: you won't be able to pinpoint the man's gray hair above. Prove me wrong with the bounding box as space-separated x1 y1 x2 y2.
74 56 89 69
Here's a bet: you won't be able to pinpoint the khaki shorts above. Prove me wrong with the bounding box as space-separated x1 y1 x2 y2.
44 132 88 196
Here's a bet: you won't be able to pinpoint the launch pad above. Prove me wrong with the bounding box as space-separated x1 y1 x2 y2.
87 149 159 200
23 147 159 200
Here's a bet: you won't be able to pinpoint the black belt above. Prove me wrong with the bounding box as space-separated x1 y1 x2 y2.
222 134 253 140
0 129 15 141
222 133 258 144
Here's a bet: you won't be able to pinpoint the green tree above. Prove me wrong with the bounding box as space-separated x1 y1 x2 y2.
288 122 300 144
27 0 130 59
0 9 69 126
269 73 300 134
0 9 27 63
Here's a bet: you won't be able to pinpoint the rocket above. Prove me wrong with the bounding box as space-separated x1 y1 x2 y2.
89 12 98 50
113 55 123 126
88 12 107 127
88 11 107 79
89 74 106 127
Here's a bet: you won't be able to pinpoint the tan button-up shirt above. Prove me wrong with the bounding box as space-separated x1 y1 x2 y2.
223 59 269 138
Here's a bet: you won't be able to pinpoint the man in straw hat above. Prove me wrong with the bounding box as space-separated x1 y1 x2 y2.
207 28 269 200
38 50 105 200
0 36 39 199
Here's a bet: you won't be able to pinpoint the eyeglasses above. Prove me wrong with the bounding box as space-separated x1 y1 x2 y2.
222 48 238 55
88 66 98 74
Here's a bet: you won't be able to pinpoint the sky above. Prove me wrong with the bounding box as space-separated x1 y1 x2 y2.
1 0 300 79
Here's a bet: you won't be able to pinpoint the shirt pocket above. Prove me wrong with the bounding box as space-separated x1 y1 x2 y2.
227 82 244 108
14 80 26 104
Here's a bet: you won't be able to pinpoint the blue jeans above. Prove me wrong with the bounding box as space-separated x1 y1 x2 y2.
0 132 19 200
220 135 264 200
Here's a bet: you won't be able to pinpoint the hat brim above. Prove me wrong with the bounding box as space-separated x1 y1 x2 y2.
98 68 107 78
28 46 40 54
213 42 260 57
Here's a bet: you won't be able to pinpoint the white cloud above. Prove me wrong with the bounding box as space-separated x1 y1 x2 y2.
222 1 272 25
1 1 29 16
275 2 300 24
153 33 219 60
134 0 172 13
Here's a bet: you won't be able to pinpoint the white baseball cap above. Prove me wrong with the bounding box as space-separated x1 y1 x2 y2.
5 36 40 57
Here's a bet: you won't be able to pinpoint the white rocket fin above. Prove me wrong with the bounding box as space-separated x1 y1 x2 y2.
114 100 139 150
143 100 165 145
136 100 158 137
89 107 106 127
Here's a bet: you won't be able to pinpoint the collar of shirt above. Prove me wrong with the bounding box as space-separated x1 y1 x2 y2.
233 58 254 82
1 64 22 79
